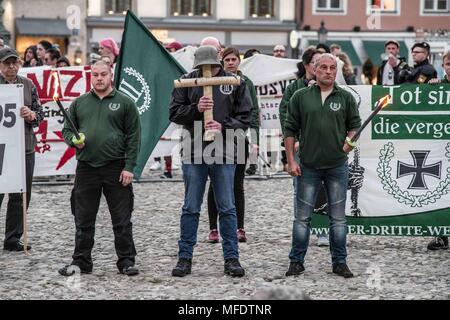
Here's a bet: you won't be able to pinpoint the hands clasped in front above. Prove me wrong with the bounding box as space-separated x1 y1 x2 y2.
198 96 222 133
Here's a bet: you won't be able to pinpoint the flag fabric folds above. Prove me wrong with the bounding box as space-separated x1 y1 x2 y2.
114 10 186 179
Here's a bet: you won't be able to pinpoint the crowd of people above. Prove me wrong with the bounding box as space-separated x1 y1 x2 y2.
0 34 448 279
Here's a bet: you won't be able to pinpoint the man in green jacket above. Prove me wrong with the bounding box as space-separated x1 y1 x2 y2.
279 48 330 247
284 53 361 278
59 61 141 277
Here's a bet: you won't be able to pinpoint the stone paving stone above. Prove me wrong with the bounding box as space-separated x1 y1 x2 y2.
0 177 448 300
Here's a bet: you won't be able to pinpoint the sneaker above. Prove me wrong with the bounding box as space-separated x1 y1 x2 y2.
120 265 139 276
317 235 330 247
245 164 257 176
332 263 354 278
224 259 245 277
237 228 247 242
172 164 180 170
161 171 172 179
3 240 31 252
427 236 449 250
208 229 219 243
172 258 192 277
58 264 92 276
150 161 162 171
285 262 305 276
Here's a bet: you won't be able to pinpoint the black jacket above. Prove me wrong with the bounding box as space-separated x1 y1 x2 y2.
377 57 409 85
169 68 252 164
404 59 437 84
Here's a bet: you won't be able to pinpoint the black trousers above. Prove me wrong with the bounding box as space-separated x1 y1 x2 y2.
208 144 249 230
70 160 136 272
0 152 35 245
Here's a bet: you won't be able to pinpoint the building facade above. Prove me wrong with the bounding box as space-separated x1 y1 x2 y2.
2 0 88 64
294 0 450 74
86 0 297 56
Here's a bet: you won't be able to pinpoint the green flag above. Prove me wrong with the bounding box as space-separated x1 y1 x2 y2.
114 10 186 179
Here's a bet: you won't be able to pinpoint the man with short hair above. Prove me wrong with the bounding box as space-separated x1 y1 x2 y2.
426 50 450 250
36 40 52 66
330 44 341 56
404 42 437 84
44 48 61 68
0 47 44 251
284 53 361 278
59 61 141 277
273 44 286 58
169 45 252 278
377 40 409 85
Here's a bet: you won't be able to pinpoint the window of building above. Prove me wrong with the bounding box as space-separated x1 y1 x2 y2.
368 0 399 13
105 0 131 15
171 0 212 17
422 0 450 13
315 0 344 11
249 0 275 18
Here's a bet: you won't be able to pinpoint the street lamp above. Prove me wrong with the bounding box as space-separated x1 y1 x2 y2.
289 30 299 59
318 21 328 44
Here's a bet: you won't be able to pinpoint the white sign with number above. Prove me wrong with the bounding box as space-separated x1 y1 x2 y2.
0 84 26 194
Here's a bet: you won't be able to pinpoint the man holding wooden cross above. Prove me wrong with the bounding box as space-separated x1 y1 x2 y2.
169 45 252 277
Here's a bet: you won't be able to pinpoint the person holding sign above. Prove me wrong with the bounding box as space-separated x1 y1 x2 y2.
59 61 141 277
169 45 252 278
0 47 43 252
284 53 361 278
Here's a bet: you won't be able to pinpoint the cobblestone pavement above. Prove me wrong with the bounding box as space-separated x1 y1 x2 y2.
0 168 449 300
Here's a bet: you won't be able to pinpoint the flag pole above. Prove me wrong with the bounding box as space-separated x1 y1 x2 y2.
22 192 28 255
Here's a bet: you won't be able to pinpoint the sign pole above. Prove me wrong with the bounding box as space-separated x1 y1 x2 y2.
22 192 28 255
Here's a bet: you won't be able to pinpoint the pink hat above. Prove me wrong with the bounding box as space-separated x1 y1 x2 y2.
99 38 120 57
165 41 183 51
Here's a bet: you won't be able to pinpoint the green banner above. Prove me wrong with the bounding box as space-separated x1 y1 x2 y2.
372 115 450 140
310 85 450 236
312 209 450 236
114 10 186 179
372 83 450 112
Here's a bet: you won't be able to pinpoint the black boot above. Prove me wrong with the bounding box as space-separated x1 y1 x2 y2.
224 259 245 277
285 262 305 276
172 258 192 277
3 240 31 252
245 164 257 176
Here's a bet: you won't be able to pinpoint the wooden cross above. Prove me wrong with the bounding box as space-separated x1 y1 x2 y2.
174 65 241 141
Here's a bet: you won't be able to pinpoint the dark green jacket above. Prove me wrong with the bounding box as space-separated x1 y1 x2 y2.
62 88 141 172
279 77 308 136
284 83 361 169
442 76 449 83
240 72 260 145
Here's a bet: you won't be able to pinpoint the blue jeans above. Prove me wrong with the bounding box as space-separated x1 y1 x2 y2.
289 162 349 266
178 163 239 260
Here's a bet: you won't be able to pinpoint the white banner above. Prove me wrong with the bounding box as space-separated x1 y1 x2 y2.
15 53 354 175
18 66 90 176
0 84 26 193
